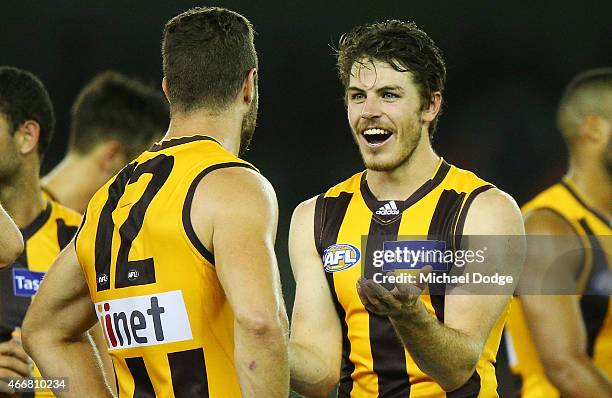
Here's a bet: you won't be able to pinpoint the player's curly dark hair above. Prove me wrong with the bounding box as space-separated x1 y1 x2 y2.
336 20 447 135
162 7 258 114
0 66 55 158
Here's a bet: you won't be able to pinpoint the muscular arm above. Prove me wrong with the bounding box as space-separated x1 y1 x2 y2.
288 198 342 397
519 209 612 397
0 202 30 390
192 167 288 398
361 189 525 391
21 241 113 398
0 203 23 268
88 325 117 396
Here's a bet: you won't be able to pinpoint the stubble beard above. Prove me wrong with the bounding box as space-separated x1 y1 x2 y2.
0 145 21 186
238 94 258 157
358 116 423 172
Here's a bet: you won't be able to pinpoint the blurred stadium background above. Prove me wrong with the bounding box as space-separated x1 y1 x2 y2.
2 1 610 396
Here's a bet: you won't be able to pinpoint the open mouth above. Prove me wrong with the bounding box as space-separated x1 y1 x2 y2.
362 128 393 147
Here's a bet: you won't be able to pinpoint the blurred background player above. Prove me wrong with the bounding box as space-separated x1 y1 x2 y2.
42 71 169 213
289 21 524 397
0 204 23 269
1 69 168 397
0 66 82 396
22 7 289 398
506 69 612 397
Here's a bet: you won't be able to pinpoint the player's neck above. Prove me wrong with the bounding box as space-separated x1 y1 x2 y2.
165 107 242 156
366 137 441 201
42 152 93 214
0 162 45 229
566 157 612 219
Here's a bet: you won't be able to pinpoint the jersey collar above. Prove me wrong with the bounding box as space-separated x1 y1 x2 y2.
149 134 220 152
20 202 52 241
360 159 451 223
561 178 610 227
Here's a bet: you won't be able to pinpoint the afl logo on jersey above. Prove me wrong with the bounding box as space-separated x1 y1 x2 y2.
128 270 139 281
323 243 361 273
98 274 109 285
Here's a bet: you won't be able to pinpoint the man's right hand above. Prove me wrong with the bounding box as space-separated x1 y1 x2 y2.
0 339 31 394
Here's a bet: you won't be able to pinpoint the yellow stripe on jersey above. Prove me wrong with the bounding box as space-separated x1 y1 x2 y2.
0 196 81 398
505 179 611 398
75 135 256 398
314 159 504 397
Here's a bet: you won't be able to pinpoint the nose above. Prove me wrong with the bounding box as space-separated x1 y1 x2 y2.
360 96 382 119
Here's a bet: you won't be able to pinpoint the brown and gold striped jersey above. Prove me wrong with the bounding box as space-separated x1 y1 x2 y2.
315 159 505 397
0 196 81 398
505 179 611 398
75 135 256 398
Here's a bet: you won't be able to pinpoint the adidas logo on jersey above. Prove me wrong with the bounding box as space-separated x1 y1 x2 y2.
376 201 400 216
96 291 193 351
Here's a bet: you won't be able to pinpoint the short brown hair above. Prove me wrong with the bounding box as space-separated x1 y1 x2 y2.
70 71 168 160
337 20 447 135
557 68 612 147
162 7 258 113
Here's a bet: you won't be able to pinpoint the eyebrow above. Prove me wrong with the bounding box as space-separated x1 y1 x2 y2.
377 85 404 93
347 85 405 93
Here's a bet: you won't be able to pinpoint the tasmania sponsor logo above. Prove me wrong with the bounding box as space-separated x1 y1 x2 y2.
12 269 45 297
96 291 192 351
322 243 361 273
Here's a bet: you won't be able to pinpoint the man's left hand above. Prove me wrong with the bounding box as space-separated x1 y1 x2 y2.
356 266 432 318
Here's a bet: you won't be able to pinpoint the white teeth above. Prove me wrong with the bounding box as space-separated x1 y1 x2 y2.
363 128 391 135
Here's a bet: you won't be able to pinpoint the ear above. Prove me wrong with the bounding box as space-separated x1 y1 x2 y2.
421 92 443 124
161 77 170 103
580 114 610 144
15 120 41 156
96 140 128 177
242 68 257 106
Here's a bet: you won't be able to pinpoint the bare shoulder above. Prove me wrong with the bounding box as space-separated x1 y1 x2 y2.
523 208 577 235
470 188 520 218
292 195 318 225
463 188 524 235
194 166 278 215
289 196 321 276
289 195 319 248
189 166 278 253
